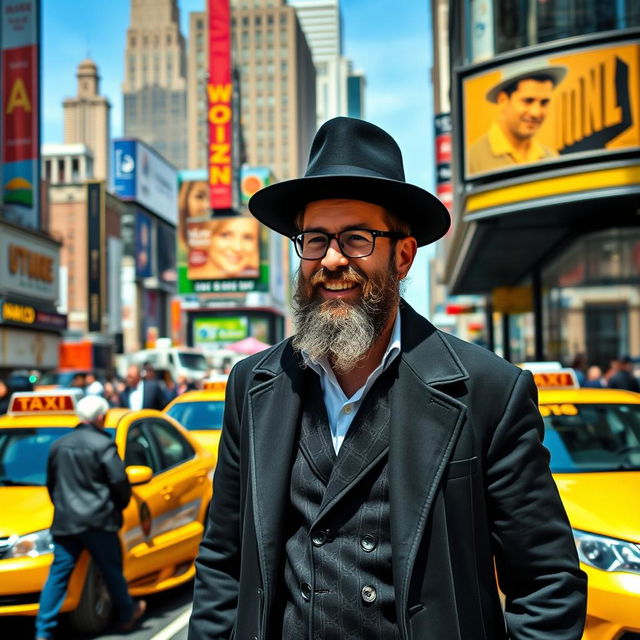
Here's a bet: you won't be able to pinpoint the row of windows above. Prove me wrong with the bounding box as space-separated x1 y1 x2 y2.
129 32 176 48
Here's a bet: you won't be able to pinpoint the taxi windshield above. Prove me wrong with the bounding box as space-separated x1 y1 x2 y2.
166 401 224 431
543 404 640 472
0 427 117 486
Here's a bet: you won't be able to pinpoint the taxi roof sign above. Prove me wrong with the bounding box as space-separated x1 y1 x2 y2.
518 364 579 390
202 380 227 392
8 391 80 415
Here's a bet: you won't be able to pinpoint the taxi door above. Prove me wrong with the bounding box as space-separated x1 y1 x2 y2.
142 418 209 559
119 417 177 584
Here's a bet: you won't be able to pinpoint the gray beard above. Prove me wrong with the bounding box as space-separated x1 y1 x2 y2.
292 263 399 374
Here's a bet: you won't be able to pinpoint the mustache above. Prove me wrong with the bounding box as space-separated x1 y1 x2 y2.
309 266 366 288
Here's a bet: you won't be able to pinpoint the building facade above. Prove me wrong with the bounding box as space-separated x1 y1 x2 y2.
435 0 640 368
187 0 316 181
123 0 188 169
62 59 111 181
288 0 351 127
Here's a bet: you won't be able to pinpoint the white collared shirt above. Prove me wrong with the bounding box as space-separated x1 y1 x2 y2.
302 310 401 454
129 381 144 411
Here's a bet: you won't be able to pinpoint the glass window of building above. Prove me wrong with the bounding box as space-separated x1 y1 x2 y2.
465 0 640 63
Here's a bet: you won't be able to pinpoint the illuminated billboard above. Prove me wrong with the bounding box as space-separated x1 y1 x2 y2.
462 40 640 180
240 166 272 204
112 138 178 225
208 0 233 210
177 173 268 294
1 0 40 229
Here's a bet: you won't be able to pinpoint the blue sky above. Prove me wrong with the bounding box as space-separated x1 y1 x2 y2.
42 0 436 312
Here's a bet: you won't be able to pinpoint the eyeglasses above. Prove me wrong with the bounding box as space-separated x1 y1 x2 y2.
291 228 407 260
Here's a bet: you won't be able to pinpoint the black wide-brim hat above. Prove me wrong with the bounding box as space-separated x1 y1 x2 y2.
248 117 450 247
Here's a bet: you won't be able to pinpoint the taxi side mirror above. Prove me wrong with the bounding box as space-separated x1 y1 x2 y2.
126 465 153 485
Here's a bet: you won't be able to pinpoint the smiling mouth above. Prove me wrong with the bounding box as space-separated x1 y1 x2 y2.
322 281 358 291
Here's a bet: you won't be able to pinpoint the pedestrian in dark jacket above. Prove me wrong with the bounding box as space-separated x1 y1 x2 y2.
35 395 146 639
119 364 168 410
607 356 640 392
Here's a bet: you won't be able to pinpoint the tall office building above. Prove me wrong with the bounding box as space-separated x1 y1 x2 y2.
347 68 365 119
288 0 352 127
187 1 316 181
123 0 188 169
62 60 111 181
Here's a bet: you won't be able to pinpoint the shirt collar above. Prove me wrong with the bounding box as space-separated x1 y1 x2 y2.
487 121 548 163
302 308 402 381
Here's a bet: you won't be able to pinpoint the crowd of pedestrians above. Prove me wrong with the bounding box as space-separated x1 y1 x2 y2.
0 363 205 415
570 353 640 391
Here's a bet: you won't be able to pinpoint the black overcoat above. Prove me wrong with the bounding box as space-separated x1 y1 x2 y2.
189 303 587 640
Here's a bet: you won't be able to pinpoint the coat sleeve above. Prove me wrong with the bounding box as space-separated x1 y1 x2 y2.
486 369 587 640
189 365 243 640
101 443 132 511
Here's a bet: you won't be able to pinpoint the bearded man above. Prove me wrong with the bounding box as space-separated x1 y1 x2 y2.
188 117 586 640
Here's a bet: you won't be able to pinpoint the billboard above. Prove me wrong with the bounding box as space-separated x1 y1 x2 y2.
240 166 272 204
462 40 640 180
177 173 269 294
193 316 249 345
112 138 178 225
1 0 40 229
208 0 233 211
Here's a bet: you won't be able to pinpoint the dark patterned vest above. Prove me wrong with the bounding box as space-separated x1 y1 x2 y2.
280 369 401 640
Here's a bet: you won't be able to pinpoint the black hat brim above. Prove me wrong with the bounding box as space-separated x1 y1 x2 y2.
248 174 450 247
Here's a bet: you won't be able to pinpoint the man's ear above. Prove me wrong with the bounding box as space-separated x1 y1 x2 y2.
395 236 418 280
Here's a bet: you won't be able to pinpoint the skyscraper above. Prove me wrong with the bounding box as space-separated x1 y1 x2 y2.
187 0 316 181
288 0 352 127
63 59 111 181
123 0 188 169
347 68 365 119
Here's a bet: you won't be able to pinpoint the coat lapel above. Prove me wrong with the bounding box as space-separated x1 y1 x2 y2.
247 343 305 602
389 304 469 632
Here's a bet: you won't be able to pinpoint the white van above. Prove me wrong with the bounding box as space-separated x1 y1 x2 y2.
128 346 209 382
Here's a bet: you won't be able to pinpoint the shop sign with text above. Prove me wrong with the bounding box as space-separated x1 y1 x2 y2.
0 223 58 302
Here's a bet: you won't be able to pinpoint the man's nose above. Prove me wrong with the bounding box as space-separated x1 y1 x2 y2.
320 238 349 270
529 102 544 119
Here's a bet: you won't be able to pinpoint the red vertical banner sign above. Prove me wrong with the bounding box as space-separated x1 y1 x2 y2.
1 0 41 229
208 0 233 211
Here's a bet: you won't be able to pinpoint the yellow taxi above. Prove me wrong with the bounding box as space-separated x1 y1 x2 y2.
163 378 227 462
0 390 215 634
525 363 640 639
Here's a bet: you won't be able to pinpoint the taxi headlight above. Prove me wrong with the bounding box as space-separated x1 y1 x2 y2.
574 529 640 575
5 529 54 559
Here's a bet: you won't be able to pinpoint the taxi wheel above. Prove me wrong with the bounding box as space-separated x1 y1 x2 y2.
68 561 113 634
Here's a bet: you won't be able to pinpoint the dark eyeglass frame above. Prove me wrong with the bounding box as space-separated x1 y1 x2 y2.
290 228 407 260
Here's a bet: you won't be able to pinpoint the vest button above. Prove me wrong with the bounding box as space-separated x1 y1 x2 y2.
311 529 327 546
361 585 377 604
360 534 377 552
301 582 312 601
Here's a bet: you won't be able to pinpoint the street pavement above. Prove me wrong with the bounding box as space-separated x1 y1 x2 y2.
2 581 193 640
